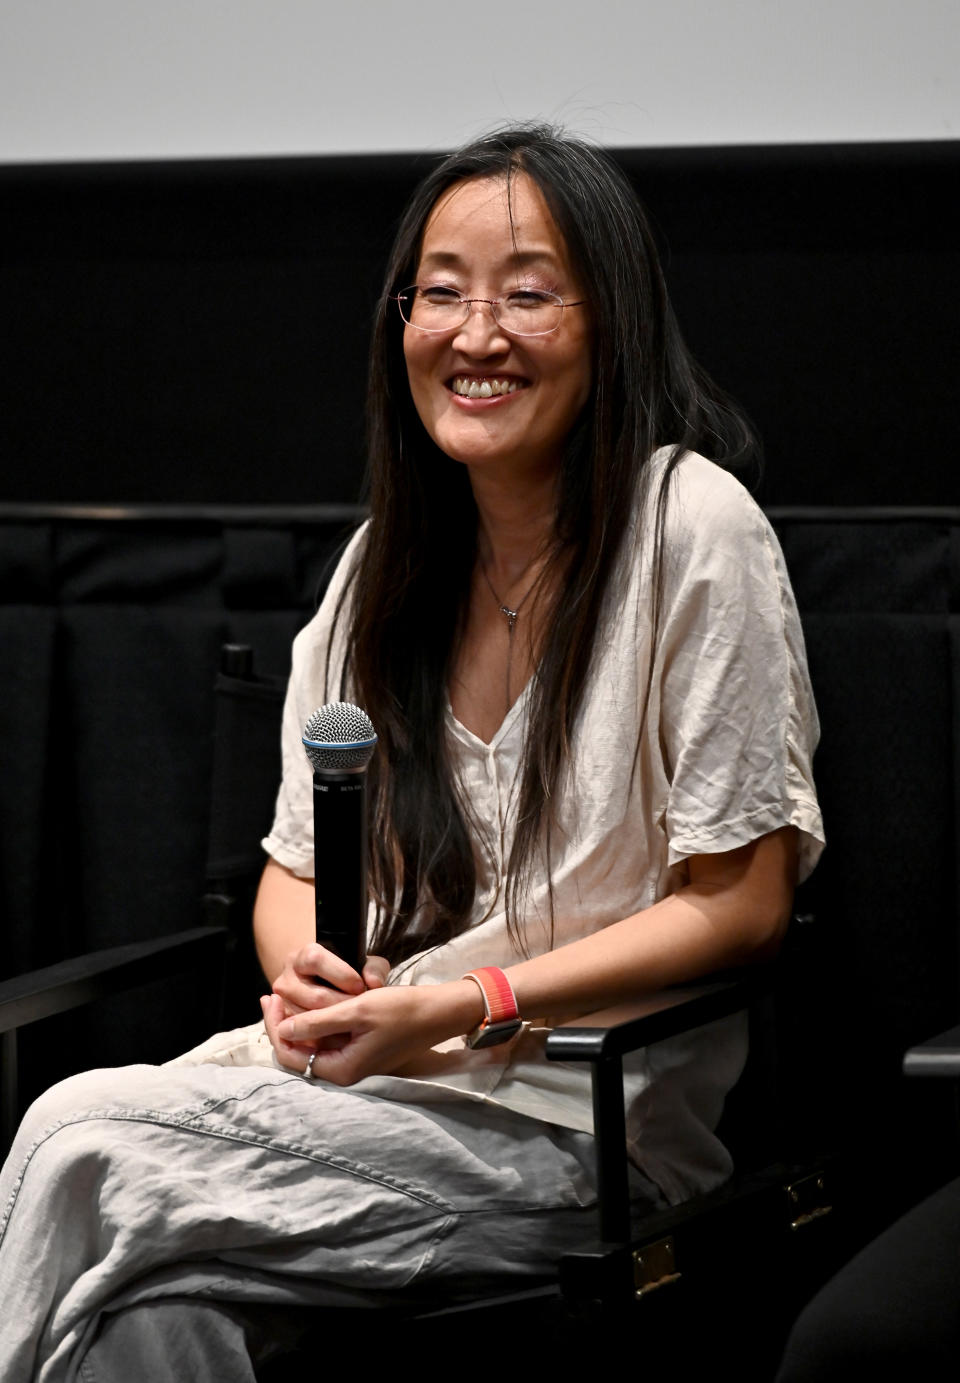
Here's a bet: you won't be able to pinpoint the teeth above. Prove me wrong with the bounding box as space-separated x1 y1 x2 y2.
452 377 521 398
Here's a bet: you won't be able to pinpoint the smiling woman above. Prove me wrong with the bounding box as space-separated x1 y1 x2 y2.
0 126 823 1380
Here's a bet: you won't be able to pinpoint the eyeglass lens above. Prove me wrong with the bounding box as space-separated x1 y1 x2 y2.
398 288 564 336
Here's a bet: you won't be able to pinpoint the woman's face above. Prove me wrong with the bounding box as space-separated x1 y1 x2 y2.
402 173 592 485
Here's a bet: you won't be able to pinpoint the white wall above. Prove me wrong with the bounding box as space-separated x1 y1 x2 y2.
2 0 957 162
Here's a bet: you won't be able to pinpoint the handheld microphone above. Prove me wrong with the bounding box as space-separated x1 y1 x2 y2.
302 703 377 977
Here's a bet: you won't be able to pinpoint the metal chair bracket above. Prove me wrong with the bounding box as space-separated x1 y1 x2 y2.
785 1171 833 1230
633 1236 682 1297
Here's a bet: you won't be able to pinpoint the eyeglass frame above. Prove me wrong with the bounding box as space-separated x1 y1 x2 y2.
391 285 587 338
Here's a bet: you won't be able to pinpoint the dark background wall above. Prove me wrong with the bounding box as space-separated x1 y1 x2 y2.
3 141 957 509
2 143 959 1212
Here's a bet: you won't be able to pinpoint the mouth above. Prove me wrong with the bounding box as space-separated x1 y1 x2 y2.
449 375 528 399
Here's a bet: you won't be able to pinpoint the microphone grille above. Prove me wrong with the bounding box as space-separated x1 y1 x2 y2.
302 702 377 772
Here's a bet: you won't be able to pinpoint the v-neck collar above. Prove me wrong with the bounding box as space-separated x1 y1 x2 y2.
445 674 533 752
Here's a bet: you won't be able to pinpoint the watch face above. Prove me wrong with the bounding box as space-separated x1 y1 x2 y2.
466 1018 524 1050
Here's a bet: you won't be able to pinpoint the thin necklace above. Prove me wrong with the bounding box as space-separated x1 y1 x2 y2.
480 559 539 711
480 561 538 633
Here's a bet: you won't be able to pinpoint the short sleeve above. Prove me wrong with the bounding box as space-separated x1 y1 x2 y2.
654 458 824 880
261 522 368 877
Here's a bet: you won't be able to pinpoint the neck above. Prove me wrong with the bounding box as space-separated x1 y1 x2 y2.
470 464 558 592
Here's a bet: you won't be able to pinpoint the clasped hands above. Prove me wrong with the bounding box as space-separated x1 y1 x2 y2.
260 943 484 1086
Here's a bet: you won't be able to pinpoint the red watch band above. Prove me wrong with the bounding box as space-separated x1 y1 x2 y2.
463 967 523 1049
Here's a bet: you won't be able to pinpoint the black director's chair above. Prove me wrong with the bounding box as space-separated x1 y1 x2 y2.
0 644 838 1376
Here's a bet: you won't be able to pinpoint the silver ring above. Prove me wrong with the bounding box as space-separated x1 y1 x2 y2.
303 1051 318 1079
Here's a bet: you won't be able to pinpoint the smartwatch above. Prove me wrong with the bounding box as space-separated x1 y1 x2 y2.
463 967 523 1049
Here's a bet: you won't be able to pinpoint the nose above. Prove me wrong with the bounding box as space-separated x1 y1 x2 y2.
452 299 510 354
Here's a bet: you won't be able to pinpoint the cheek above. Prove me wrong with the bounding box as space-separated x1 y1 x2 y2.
403 329 438 395
402 334 445 441
566 349 593 418
402 333 426 402
402 326 417 384
553 323 593 417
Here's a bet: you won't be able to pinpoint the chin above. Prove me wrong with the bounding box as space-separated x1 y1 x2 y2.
433 428 510 470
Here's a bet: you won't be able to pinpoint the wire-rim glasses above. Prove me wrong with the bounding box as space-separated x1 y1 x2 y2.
392 285 586 337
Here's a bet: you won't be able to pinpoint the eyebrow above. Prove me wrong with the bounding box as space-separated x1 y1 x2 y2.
417 249 562 273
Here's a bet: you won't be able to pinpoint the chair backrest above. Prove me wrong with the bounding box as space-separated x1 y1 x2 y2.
204 643 286 1025
772 509 960 1222
708 510 960 1227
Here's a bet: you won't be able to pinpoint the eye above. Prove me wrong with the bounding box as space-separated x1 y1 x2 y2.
504 289 555 310
418 285 463 306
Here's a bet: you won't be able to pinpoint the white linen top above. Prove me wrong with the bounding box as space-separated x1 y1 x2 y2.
263 450 824 1205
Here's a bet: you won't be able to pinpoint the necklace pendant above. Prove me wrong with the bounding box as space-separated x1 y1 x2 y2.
500 605 518 633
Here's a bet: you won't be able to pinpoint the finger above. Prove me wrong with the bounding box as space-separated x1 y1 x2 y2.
277 1002 359 1046
293 1042 357 1087
265 995 313 1051
292 943 365 995
362 955 390 989
274 1009 360 1085
272 973 349 1012
261 995 317 1072
270 994 306 1017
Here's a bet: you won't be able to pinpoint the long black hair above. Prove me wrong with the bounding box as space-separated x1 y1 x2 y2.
329 125 758 964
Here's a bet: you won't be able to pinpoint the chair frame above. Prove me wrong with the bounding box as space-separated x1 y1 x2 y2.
0 644 839 1367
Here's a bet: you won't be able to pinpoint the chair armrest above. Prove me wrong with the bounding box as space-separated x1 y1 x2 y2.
902 1023 960 1078
1 926 231 1154
0 926 230 1035
545 971 771 1065
545 969 772 1246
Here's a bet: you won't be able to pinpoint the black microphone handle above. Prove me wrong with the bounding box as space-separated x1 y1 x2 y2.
311 769 368 977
